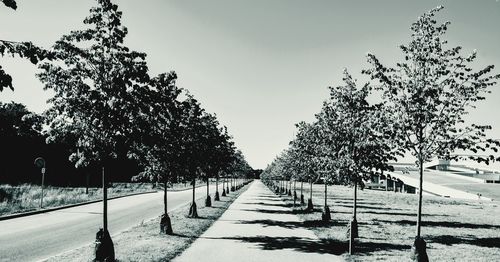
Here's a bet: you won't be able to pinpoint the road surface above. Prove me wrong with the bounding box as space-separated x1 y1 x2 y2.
0 184 218 262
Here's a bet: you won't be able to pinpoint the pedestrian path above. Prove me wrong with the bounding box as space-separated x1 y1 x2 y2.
174 180 344 262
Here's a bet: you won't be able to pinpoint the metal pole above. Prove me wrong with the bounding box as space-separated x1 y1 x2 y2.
40 169 45 208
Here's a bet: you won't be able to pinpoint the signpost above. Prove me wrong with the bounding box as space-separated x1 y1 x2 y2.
34 157 46 208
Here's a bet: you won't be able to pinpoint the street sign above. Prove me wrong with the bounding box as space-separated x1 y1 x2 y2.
34 157 45 169
34 157 46 208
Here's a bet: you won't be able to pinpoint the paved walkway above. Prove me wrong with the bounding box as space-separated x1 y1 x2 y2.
174 180 343 262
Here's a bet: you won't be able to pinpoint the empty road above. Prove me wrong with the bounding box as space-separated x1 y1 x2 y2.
0 184 217 261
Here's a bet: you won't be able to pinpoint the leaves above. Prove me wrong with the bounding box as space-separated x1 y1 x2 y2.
1 0 16 10
263 5 499 190
364 6 499 165
38 0 151 167
263 70 397 188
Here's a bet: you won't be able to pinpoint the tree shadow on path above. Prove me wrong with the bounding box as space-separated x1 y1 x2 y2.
238 208 324 215
373 219 500 229
240 202 294 208
201 235 410 256
235 219 345 229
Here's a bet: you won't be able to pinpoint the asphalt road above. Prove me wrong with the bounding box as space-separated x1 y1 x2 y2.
0 184 218 262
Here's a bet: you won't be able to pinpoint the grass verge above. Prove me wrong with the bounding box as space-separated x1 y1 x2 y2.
272 183 500 261
0 180 206 217
46 182 251 262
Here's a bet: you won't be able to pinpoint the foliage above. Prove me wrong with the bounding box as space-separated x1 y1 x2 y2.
38 0 150 169
363 6 500 165
1 0 16 10
130 72 182 185
320 70 397 187
0 1 52 91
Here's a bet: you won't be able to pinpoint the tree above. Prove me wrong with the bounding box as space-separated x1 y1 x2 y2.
290 121 322 212
208 127 235 202
226 149 252 190
38 0 150 260
314 104 349 222
0 102 44 183
176 95 206 218
284 147 308 205
131 72 181 234
196 113 230 207
323 70 396 254
363 6 500 261
280 150 301 205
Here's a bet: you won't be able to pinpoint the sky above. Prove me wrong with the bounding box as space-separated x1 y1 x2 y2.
1 0 500 169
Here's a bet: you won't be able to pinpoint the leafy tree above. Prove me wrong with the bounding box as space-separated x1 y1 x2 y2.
130 72 181 234
280 150 300 204
363 6 500 261
314 104 349 222
323 70 396 253
290 121 322 211
0 102 44 183
205 126 235 202
226 149 252 191
37 0 150 260
196 113 228 207
177 95 206 218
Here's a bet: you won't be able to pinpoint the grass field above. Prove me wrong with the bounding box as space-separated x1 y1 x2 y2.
47 182 251 261
275 183 500 261
0 180 206 217
442 183 500 201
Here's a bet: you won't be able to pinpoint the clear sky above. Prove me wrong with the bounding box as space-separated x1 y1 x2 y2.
1 0 499 169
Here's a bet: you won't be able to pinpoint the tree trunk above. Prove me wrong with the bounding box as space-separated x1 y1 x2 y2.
322 181 331 221
222 177 227 196
160 181 173 234
300 181 305 205
188 178 198 218
411 157 428 261
307 179 313 211
205 176 212 207
215 176 220 201
102 167 107 231
293 180 297 205
354 182 357 221
95 166 114 261
164 181 168 214
86 173 90 195
416 158 424 237
349 182 359 254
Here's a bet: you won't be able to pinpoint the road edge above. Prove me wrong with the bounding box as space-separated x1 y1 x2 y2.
0 184 207 221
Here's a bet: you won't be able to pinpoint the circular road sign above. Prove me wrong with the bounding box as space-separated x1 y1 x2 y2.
34 157 45 169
